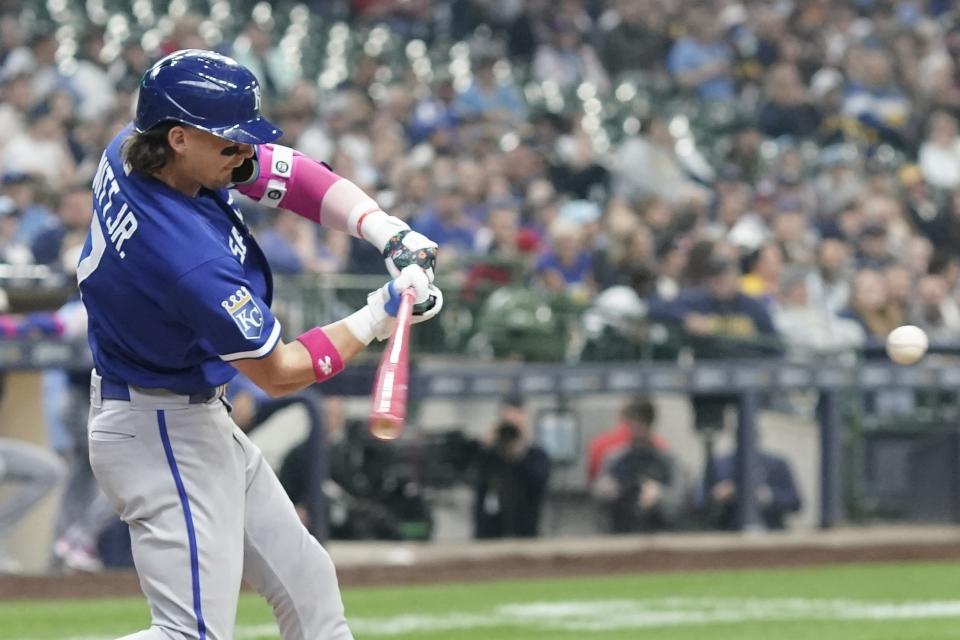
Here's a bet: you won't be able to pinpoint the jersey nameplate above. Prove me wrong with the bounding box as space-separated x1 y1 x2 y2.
92 155 139 258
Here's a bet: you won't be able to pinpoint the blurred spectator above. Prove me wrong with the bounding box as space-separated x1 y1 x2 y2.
739 242 784 310
811 68 850 146
806 237 854 314
1 30 68 103
855 222 895 270
257 214 344 275
739 4 787 72
885 263 913 319
473 394 551 539
31 184 93 269
0 72 32 143
531 19 609 93
454 157 492 223
70 30 116 123
453 54 527 124
3 101 76 188
841 268 905 342
232 21 300 101
597 0 670 78
505 0 551 60
535 216 595 298
910 273 960 342
701 443 802 531
1 172 55 255
842 47 911 145
728 122 766 183
649 253 781 358
813 145 863 218
758 63 821 139
475 205 522 258
109 40 151 91
160 14 206 55
465 205 537 299
667 8 735 102
592 217 654 291
912 185 960 254
899 164 941 238
712 170 751 231
654 235 689 300
905 234 933 279
774 266 866 358
411 179 477 270
587 395 669 483
591 396 682 533
612 116 710 206
407 74 460 146
918 110 960 190
550 124 610 200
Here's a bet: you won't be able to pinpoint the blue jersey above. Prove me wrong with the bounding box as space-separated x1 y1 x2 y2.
77 125 280 393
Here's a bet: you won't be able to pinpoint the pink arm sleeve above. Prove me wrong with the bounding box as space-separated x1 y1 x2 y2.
234 144 391 240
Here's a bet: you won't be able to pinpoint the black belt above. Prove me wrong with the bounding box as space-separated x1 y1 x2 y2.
99 378 223 405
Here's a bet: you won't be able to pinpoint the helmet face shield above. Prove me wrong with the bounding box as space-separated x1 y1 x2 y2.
135 49 282 144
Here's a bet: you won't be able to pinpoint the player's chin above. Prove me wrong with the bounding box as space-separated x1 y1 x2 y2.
203 173 234 190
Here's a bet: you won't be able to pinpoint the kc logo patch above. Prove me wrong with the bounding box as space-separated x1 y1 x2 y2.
221 286 264 340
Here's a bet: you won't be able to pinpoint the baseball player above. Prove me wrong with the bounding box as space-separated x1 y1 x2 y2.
79 50 441 640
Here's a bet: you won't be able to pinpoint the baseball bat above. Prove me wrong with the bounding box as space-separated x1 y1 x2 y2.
368 287 416 440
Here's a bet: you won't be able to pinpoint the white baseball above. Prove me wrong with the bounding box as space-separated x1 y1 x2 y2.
885 325 928 365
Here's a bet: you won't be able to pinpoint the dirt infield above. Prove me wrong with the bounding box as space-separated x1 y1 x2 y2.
3 527 960 601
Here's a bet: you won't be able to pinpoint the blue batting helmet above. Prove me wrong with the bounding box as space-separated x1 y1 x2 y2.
135 49 282 144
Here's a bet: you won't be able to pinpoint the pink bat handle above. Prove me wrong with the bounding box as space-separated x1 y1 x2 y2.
369 287 416 440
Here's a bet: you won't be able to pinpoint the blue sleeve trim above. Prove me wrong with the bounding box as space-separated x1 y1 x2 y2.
219 320 282 361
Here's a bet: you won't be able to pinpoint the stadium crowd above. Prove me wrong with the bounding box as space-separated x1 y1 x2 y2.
0 1 959 359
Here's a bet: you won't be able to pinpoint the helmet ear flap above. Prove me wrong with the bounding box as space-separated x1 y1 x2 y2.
231 156 259 185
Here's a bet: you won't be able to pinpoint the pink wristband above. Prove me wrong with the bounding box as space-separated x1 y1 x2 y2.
296 327 345 383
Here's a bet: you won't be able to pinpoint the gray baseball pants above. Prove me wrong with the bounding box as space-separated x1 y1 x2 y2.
88 374 353 640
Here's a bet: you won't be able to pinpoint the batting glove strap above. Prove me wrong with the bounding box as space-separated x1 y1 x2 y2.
343 303 390 345
356 210 409 249
383 230 438 283
411 285 443 323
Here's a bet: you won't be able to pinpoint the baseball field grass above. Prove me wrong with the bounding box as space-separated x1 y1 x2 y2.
3 561 960 639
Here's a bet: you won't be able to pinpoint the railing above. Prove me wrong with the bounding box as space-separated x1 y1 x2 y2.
3 335 960 530
271 272 590 362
